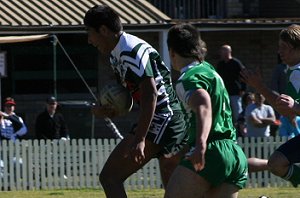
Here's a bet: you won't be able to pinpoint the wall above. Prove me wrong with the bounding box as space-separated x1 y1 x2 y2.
201 29 280 89
9 29 284 140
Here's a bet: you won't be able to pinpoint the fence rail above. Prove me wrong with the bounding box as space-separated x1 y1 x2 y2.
0 136 292 191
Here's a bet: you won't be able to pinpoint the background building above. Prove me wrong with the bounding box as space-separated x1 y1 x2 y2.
1 0 300 139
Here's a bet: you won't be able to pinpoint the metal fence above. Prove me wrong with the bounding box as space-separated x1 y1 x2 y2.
0 136 293 191
147 0 226 19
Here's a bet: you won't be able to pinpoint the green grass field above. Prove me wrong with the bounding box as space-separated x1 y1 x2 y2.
0 187 299 198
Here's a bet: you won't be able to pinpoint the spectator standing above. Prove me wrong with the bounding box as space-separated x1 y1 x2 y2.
236 92 255 137
270 55 288 95
245 93 276 137
35 96 69 140
270 55 289 136
278 115 300 138
217 45 247 124
0 97 27 142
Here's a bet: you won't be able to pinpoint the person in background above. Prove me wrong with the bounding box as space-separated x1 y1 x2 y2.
35 96 69 140
278 116 300 138
270 54 288 95
0 97 27 142
217 44 247 125
245 93 276 138
236 92 255 137
270 54 289 136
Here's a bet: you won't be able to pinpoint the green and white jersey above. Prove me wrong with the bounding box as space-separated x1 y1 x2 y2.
287 63 300 103
110 32 181 114
175 62 236 146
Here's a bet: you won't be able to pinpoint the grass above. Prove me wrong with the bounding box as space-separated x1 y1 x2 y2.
0 187 299 198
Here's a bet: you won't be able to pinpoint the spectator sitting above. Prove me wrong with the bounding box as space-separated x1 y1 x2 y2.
35 96 69 140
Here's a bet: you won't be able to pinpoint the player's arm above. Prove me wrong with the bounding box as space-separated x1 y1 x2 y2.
276 94 300 117
241 68 280 109
131 77 157 162
186 88 212 172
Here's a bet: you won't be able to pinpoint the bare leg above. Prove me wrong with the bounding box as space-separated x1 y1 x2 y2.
159 145 189 187
99 134 162 198
164 166 211 198
205 183 239 198
268 151 290 177
248 157 269 173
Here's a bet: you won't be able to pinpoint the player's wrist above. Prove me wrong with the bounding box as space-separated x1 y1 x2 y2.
292 100 300 115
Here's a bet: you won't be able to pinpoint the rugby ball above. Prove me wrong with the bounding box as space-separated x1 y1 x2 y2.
99 84 133 116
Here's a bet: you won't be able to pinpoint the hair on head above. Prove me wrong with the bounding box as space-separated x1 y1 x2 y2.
84 5 122 33
280 24 300 49
167 23 204 61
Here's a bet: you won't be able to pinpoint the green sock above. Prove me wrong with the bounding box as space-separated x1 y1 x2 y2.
284 165 300 187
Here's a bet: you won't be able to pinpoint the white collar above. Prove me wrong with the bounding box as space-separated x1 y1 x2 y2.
180 61 200 74
288 62 300 70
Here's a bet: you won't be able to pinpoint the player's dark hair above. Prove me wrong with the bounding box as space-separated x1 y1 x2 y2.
84 5 123 33
167 23 204 61
280 24 300 49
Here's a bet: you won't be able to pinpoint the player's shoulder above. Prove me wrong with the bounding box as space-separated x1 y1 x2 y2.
121 32 148 49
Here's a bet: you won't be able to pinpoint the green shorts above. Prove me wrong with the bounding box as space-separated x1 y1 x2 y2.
180 139 248 189
130 111 188 156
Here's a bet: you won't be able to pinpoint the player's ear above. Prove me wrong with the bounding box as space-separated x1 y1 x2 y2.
169 48 175 58
98 25 110 36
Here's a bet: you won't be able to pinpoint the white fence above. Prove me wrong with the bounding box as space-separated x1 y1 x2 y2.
0 136 292 191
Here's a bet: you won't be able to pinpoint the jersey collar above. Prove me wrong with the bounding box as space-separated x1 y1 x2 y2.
180 61 200 74
288 62 300 71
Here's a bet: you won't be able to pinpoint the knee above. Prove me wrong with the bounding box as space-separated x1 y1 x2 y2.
268 152 289 176
99 168 118 187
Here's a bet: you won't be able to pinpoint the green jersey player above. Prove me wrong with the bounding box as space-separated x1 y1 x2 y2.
84 5 188 198
164 23 248 198
242 24 300 188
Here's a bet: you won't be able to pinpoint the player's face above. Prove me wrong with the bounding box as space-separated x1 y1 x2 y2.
168 48 179 71
86 27 111 55
278 39 300 66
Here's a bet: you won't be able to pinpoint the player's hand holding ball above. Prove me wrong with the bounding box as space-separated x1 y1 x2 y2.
91 104 118 118
93 83 133 118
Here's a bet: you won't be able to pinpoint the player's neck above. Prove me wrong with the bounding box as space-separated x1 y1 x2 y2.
110 31 123 50
179 58 199 69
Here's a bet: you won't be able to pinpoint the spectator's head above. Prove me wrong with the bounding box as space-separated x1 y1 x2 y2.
242 92 254 109
46 96 58 115
254 93 265 106
4 97 16 115
278 24 300 66
219 45 232 61
167 23 205 71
